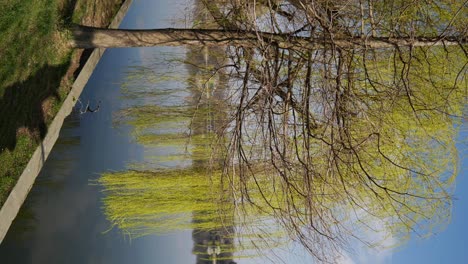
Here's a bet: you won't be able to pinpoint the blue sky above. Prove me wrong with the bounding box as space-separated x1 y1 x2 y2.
342 124 468 264
388 126 468 264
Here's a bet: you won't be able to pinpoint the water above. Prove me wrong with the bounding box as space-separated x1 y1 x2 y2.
0 1 198 263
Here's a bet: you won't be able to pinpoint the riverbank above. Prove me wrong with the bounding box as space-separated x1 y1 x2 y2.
0 0 124 207
0 0 131 242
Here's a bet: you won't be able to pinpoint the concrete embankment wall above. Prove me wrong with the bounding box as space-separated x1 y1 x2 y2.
0 0 133 243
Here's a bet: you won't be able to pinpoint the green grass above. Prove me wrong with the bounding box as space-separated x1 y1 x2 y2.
0 0 123 206
0 0 67 92
0 136 36 203
0 0 70 205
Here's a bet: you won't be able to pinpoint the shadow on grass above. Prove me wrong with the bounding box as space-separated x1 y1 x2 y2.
0 0 84 153
62 0 79 25
0 63 69 152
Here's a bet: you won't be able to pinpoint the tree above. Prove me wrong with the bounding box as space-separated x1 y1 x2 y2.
92 0 467 263
69 0 466 49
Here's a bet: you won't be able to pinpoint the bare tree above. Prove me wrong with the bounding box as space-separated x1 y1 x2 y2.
96 1 467 263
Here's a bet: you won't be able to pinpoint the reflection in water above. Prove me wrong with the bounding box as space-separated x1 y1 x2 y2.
7 112 83 241
185 6 236 262
102 1 467 264
103 4 243 262
102 2 280 262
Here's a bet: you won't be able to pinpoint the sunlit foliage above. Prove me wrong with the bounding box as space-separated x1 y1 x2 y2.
99 0 467 263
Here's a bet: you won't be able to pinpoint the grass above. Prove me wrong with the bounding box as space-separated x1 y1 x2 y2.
0 0 69 92
0 0 123 206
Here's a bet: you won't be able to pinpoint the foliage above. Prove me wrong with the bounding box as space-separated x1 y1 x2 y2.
101 0 467 262
98 169 289 258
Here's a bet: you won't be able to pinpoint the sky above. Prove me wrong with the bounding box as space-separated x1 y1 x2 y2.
341 124 468 264
388 126 468 264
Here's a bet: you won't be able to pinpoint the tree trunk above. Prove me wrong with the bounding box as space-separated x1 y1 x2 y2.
70 25 465 50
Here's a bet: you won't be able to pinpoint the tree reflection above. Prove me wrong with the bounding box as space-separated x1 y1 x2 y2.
101 0 466 263
185 12 236 261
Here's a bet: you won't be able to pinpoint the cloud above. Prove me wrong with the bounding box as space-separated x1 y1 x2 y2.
329 205 397 264
348 217 396 264
337 251 356 264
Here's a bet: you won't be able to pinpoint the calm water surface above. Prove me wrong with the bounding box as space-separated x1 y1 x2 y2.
0 1 203 263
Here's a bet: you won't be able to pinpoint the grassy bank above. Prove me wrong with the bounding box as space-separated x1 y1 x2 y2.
0 0 123 206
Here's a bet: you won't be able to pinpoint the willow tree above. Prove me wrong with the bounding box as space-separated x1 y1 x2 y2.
97 0 466 263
